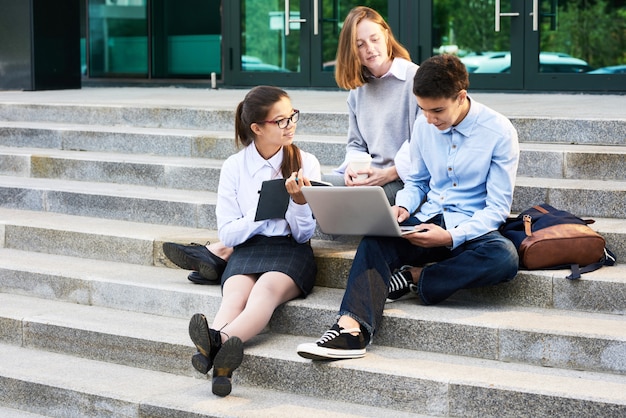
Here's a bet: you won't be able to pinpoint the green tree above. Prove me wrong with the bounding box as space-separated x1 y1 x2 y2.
542 0 626 67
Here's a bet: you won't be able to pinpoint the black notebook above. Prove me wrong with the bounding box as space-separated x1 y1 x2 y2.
254 178 331 221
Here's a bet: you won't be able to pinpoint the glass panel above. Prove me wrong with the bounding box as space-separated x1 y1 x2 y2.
318 0 390 73
241 0 297 73
433 0 512 74
539 0 626 74
88 0 147 77
151 0 221 78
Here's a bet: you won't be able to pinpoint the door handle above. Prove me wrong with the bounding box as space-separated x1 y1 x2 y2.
529 0 539 31
495 0 520 32
313 0 319 35
285 0 307 36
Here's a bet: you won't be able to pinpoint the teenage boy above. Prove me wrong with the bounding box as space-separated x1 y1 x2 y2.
297 54 520 360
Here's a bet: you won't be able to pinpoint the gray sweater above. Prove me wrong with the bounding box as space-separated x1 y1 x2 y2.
334 58 419 180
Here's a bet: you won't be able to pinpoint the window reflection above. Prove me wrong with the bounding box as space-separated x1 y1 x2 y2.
539 0 626 73
434 0 625 75
88 0 147 77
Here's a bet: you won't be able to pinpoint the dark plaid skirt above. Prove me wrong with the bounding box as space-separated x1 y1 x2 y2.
222 235 317 297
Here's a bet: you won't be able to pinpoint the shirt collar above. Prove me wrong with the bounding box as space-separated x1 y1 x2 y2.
439 95 477 138
366 57 411 80
245 143 284 177
452 95 478 137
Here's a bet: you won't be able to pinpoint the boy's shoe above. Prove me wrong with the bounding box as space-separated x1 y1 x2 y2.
387 265 417 301
162 242 226 282
188 313 222 374
212 336 244 397
187 271 220 285
296 323 366 360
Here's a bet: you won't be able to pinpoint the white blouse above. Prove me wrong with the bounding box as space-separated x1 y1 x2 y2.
216 143 321 247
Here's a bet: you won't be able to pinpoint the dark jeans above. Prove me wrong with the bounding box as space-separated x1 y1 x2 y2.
338 224 519 339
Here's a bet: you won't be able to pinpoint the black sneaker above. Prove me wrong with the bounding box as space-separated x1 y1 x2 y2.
296 324 366 360
188 271 220 285
212 336 244 397
163 242 226 282
188 313 222 374
387 265 417 301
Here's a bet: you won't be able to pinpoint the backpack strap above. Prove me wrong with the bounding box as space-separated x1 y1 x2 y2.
566 248 617 280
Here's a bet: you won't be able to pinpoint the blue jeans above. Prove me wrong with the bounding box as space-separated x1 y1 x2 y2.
338 225 519 339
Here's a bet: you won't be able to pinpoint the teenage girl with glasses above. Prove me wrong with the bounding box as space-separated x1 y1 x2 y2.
187 85 321 397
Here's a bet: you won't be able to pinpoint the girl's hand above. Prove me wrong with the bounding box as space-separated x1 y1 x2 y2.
345 166 398 187
285 168 310 205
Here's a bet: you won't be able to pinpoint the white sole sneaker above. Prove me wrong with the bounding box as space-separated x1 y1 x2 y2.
296 342 365 360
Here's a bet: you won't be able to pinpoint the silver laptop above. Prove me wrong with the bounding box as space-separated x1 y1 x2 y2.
301 186 419 237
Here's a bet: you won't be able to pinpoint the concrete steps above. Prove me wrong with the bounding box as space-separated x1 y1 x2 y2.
0 344 424 418
2 142 626 183
1 250 625 375
0 94 624 416
0 291 625 417
1 208 624 310
0 173 623 225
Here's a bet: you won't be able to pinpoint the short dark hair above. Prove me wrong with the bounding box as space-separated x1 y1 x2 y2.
413 55 469 99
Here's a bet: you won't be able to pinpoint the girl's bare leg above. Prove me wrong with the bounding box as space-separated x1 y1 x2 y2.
212 272 301 343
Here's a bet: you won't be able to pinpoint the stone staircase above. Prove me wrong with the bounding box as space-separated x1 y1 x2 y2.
0 93 625 417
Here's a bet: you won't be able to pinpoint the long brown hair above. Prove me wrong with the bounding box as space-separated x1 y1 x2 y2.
234 85 302 178
335 6 411 90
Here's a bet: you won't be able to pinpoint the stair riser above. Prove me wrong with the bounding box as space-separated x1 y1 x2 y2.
513 118 626 146
271 304 626 375
0 187 216 228
1 104 624 145
0 377 141 418
3 363 622 418
2 263 623 318
239 356 626 417
1 186 624 228
0 105 350 136
2 224 624 315
27 157 222 192
519 150 626 181
3 129 626 181
0 126 242 159
1 310 624 396
511 187 626 218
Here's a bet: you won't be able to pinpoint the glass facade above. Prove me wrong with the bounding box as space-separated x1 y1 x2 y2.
434 0 626 74
77 0 626 91
86 0 221 78
88 0 148 77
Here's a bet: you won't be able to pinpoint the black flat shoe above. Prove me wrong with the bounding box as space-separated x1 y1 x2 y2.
163 242 227 282
211 336 244 397
188 313 222 374
187 271 220 285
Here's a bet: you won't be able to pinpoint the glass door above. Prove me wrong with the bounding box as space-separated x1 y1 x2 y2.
431 0 525 89
429 0 626 92
151 0 221 78
524 0 626 91
88 0 148 77
224 0 394 88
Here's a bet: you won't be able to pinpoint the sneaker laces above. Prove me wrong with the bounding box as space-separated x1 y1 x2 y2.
316 325 360 345
389 265 413 292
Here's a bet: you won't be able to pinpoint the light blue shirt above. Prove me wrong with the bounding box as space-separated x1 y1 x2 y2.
395 98 519 250
217 143 321 247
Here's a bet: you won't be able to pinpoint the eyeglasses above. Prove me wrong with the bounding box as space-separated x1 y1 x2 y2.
258 110 300 129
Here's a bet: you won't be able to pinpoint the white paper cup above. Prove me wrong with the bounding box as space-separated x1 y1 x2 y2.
348 155 372 180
